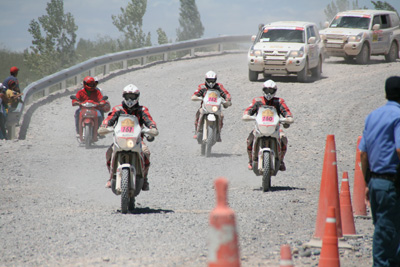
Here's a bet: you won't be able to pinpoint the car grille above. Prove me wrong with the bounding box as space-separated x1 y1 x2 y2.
263 50 288 65
325 34 346 48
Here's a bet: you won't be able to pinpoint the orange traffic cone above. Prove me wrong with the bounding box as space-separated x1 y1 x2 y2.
280 244 294 267
319 206 340 267
314 135 343 239
340 172 357 236
208 177 240 267
352 136 367 217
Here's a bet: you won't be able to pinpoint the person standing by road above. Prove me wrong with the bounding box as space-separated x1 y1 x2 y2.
3 66 20 93
0 83 8 139
359 76 400 267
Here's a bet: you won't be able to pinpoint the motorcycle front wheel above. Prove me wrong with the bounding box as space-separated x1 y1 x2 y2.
262 151 271 192
84 125 92 149
121 168 129 214
206 124 215 157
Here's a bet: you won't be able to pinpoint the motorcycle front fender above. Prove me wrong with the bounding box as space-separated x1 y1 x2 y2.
82 118 94 126
207 114 216 121
258 148 276 172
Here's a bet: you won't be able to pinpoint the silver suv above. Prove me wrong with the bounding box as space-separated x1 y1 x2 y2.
319 10 400 64
247 21 324 82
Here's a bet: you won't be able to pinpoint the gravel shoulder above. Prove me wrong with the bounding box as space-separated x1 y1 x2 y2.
0 52 399 266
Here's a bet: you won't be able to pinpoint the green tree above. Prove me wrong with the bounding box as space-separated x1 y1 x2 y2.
371 1 398 14
324 0 361 21
176 0 204 41
24 0 77 77
157 28 169 45
112 0 151 50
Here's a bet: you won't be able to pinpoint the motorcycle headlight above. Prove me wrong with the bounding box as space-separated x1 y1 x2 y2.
117 138 137 149
250 49 262 57
127 139 135 148
212 106 218 112
289 47 304 58
348 33 363 42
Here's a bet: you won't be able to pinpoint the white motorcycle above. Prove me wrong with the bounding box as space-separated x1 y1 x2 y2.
192 89 226 157
243 106 292 192
99 114 158 214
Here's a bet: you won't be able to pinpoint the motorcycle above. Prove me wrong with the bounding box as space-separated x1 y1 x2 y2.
70 95 110 149
242 106 291 192
99 114 158 214
192 89 226 157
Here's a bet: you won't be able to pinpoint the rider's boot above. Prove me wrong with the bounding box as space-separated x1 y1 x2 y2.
217 132 222 142
142 178 149 191
279 161 286 171
247 150 253 170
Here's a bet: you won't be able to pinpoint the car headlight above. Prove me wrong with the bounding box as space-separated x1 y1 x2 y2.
250 49 262 57
289 47 304 58
348 33 363 42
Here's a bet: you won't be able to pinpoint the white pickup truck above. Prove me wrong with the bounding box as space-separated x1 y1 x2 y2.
247 21 324 82
319 10 400 64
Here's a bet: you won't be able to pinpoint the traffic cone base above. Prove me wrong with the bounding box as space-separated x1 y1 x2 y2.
280 244 294 267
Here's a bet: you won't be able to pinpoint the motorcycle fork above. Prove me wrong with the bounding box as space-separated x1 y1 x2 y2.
113 152 143 197
202 116 218 142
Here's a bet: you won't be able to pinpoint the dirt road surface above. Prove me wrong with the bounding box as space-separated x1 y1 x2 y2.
1 52 399 266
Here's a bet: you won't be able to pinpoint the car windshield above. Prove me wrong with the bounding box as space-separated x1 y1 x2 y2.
259 29 305 43
330 16 370 29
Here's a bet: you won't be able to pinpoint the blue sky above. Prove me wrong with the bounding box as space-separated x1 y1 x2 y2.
1 0 399 52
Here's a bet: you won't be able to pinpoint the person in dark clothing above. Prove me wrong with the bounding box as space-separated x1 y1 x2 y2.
359 76 400 267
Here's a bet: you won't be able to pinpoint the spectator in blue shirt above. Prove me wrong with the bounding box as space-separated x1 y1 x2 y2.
0 83 7 139
3 66 20 93
359 76 400 267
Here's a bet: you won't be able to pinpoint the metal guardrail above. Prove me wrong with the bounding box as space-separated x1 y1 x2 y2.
7 35 251 139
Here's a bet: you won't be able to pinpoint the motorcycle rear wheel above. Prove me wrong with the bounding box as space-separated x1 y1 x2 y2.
84 125 92 149
206 124 215 157
262 151 271 192
121 168 129 214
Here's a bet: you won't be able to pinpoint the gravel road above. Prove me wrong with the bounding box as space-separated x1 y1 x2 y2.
1 52 399 266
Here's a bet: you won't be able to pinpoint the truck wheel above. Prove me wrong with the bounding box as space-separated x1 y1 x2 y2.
311 57 322 79
385 42 398 62
248 69 258 82
355 43 370 64
297 60 308 83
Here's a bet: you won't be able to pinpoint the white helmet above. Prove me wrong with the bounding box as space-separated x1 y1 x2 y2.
122 84 140 108
262 80 277 100
205 70 217 88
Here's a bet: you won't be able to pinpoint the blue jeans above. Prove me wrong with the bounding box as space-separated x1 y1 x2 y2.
369 178 400 267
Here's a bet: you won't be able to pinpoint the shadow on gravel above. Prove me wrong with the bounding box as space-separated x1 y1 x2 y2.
253 186 305 192
117 207 174 215
325 58 397 65
252 75 323 84
210 153 242 158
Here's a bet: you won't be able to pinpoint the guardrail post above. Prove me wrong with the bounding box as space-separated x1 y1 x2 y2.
61 80 67 90
190 48 195 57
218 43 223 52
123 60 128 70
104 64 110 75
89 68 96 77
163 53 168 61
6 124 16 140
44 87 50 97
141 57 147 66
74 74 80 86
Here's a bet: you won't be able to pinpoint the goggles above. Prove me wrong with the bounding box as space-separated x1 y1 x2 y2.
124 93 139 100
86 82 96 88
263 87 277 94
